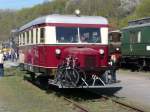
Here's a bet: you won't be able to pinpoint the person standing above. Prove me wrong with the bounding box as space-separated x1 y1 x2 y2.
0 50 4 77
110 54 117 83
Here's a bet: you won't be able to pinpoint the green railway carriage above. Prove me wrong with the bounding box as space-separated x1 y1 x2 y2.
121 17 150 69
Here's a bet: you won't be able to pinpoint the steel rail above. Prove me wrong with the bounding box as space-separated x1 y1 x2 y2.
102 95 146 112
63 97 89 112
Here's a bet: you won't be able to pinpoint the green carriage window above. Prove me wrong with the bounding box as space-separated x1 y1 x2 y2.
137 31 141 43
130 31 141 43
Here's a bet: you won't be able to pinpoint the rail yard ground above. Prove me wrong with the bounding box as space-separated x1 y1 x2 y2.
115 70 150 111
0 67 137 112
0 61 149 112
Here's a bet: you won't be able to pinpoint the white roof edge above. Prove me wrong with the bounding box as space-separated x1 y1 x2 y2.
19 14 108 31
122 23 150 30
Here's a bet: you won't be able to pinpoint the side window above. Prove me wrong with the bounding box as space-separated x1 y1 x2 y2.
23 32 25 45
27 31 29 44
130 30 141 43
18 34 20 45
25 32 27 44
130 31 137 43
36 28 38 44
31 29 33 44
21 33 23 45
40 28 45 43
137 31 141 43
109 34 113 42
19 34 21 45
112 33 121 42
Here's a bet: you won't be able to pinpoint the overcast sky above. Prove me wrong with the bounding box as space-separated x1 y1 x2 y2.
0 0 47 9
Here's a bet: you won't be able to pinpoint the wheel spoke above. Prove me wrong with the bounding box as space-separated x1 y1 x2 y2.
56 66 81 87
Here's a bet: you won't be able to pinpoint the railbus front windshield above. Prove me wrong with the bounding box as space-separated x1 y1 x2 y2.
56 27 101 43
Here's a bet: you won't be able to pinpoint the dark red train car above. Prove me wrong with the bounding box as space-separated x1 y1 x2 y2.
18 14 116 88
108 30 122 66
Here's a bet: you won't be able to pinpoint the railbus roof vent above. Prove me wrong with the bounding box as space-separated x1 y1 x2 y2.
128 17 150 26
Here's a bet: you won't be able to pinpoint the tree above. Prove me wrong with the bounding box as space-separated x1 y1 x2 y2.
135 0 150 17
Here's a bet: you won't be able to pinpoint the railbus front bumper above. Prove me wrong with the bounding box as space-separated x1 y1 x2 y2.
48 79 122 95
48 79 121 89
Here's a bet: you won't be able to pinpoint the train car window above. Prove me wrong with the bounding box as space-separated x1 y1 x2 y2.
28 30 30 44
27 31 29 44
137 31 141 43
24 32 26 45
40 28 45 43
79 28 101 43
31 29 33 44
23 32 25 45
21 33 23 45
18 34 20 45
130 31 141 43
110 33 121 42
130 31 134 43
56 27 78 43
22 33 23 45
109 35 113 41
19 34 21 45
36 28 38 44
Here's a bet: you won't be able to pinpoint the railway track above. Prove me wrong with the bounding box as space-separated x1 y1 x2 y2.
63 94 146 112
63 97 90 112
24 76 89 112
101 95 146 112
24 75 147 112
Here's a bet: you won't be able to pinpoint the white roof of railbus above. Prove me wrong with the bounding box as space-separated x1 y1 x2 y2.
19 14 108 31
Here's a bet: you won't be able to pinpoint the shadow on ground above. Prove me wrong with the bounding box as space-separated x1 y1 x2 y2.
24 75 122 101
47 86 122 101
121 63 150 72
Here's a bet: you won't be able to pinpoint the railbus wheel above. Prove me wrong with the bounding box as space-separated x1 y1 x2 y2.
56 67 80 87
64 68 79 87
77 69 86 86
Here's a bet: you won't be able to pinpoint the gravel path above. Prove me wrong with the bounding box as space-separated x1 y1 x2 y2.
115 70 150 111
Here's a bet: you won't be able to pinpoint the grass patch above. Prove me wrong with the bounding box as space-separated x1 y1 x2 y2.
0 67 74 112
0 67 139 112
80 99 133 112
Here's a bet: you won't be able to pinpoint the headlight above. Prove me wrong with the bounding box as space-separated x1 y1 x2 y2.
99 49 104 55
116 48 120 51
75 9 80 16
55 49 61 55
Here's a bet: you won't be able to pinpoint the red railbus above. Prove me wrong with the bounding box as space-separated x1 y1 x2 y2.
18 14 116 88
